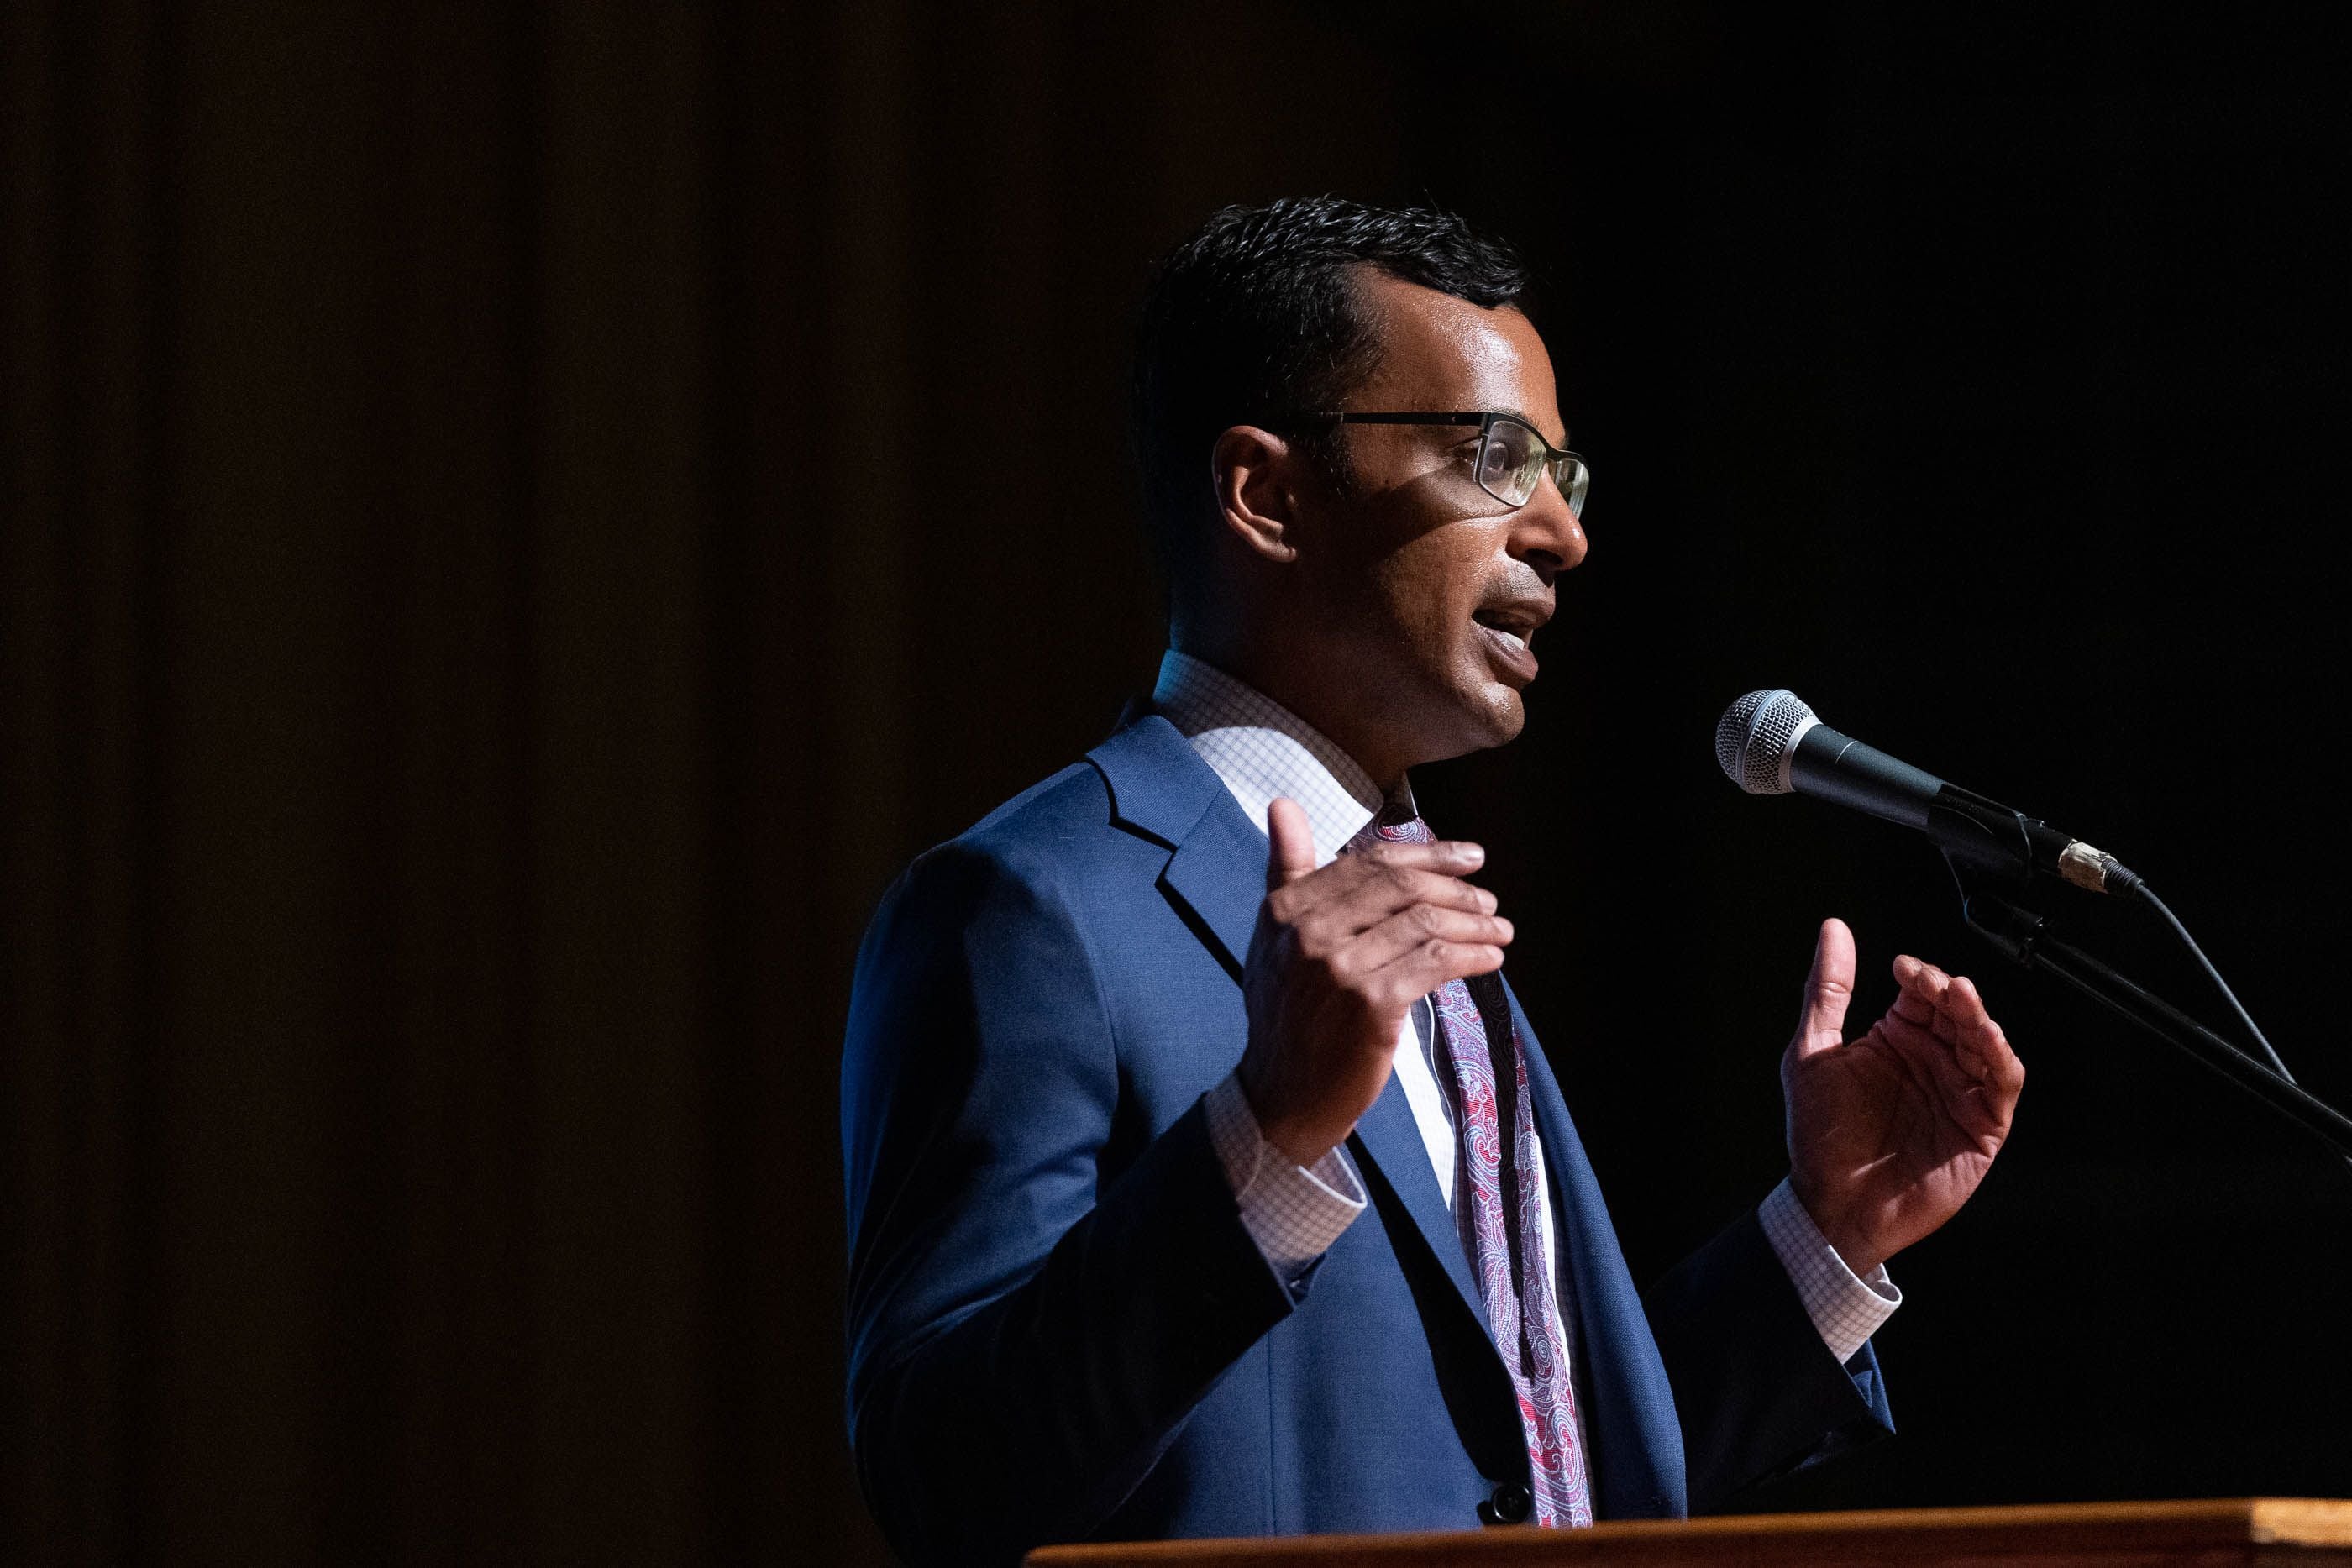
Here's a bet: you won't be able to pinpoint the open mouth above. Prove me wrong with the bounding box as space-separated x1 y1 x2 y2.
1473 617 1529 653
1471 602 1547 683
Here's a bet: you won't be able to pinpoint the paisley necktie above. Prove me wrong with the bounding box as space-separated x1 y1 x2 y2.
1350 806 1592 1528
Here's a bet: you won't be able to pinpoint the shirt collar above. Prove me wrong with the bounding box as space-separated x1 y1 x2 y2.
1150 648 1415 868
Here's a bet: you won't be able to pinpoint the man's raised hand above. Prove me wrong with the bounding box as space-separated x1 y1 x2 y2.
1236 798 1511 1165
1782 917 2026 1276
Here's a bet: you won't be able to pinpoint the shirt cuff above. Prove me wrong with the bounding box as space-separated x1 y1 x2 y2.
1203 1072 1368 1275
1757 1177 1902 1365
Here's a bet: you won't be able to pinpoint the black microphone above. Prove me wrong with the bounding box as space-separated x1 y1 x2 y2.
1714 688 2142 897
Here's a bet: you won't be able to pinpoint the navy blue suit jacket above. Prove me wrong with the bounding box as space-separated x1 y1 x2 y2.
841 716 1893 1565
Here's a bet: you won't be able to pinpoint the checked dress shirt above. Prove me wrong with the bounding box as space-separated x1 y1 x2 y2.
1158 648 1903 1503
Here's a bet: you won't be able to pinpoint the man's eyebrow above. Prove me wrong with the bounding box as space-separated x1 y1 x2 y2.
1496 406 1569 446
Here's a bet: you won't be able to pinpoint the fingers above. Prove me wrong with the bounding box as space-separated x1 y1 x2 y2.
1889 952 1949 1030
1792 928 2023 1100
1271 839 1492 931
1273 836 1484 907
1306 861 1496 937
1261 828 1505 998
1342 837 1486 880
1892 956 1970 1046
1790 917 1856 1062
1267 798 1317 891
1372 932 1508 1006
1942 973 2026 1093
1343 903 1515 976
1889 959 2025 1094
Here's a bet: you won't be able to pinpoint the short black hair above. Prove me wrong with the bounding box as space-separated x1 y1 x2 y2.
1129 196 1530 587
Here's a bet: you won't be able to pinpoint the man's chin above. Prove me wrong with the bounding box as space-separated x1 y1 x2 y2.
1475 685 1529 747
1415 682 1527 764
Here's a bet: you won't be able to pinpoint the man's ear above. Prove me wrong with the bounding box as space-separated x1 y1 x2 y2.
1210 425 1301 564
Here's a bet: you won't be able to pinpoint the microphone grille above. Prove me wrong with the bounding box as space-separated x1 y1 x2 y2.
1714 689 1816 795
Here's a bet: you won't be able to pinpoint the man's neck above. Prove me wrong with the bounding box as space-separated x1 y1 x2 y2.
1168 632 1412 792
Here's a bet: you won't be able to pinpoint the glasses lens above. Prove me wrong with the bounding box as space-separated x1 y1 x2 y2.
1477 419 1544 507
1557 454 1589 517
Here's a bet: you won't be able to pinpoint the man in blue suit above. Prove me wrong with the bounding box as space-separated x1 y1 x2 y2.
840 198 2025 1565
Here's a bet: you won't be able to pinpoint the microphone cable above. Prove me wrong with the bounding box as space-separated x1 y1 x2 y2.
2124 879 2297 1084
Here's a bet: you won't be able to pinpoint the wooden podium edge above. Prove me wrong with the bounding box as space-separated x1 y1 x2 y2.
1026 1497 2352 1565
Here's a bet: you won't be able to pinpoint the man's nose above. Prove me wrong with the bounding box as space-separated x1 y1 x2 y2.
1509 473 1588 581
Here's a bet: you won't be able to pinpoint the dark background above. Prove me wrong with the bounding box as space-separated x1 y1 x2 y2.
8 3 2351 1563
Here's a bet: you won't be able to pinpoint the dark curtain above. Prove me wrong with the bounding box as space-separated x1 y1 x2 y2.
8 4 2351 1565
2 4 1424 1560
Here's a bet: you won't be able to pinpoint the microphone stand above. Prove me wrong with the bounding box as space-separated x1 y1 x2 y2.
1945 857 2352 1162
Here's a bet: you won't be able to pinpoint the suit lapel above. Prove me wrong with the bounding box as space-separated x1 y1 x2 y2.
1349 1073 1499 1349
1093 716 1254 978
1160 804 1263 981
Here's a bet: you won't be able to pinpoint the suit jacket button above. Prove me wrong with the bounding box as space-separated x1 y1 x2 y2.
1478 1482 1533 1525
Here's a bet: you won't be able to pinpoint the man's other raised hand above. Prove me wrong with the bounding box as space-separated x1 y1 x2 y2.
1236 797 1511 1165
1782 917 2027 1276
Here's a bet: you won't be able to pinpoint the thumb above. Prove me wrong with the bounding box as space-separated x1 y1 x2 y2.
1266 797 1316 890
1792 916 1856 1061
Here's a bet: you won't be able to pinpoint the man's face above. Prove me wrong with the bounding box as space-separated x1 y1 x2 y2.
1290 270 1588 768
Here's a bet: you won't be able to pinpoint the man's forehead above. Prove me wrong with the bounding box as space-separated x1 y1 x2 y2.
1350 269 1561 434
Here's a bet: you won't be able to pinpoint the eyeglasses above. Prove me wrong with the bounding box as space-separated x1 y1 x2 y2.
1288 410 1589 516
